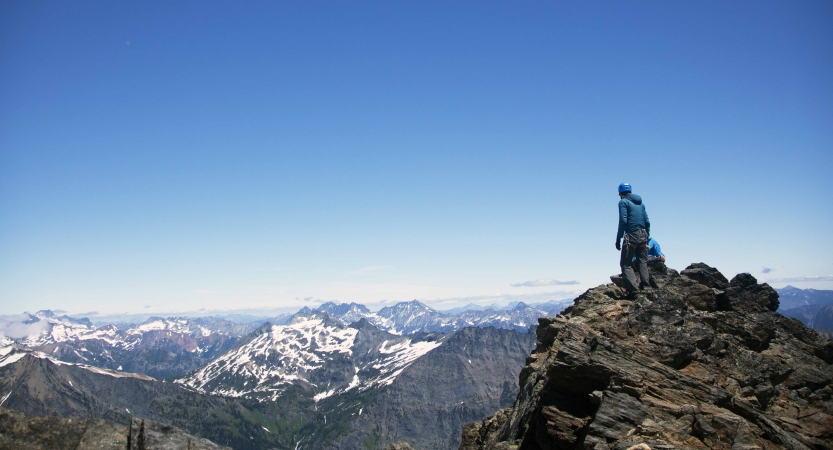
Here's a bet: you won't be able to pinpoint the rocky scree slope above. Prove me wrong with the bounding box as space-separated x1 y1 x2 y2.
460 261 833 450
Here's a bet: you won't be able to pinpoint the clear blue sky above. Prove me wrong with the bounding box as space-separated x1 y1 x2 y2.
2 1 832 317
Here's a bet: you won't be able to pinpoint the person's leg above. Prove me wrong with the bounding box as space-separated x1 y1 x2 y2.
637 244 650 288
620 243 638 293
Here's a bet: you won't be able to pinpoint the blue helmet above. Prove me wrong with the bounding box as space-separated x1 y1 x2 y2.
618 183 632 194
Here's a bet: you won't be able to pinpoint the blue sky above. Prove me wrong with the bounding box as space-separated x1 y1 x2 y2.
2 1 832 317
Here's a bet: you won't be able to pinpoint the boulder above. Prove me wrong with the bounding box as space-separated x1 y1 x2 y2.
680 262 730 290
719 273 780 312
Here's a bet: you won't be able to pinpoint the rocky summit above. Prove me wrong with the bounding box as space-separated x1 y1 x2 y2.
460 261 833 450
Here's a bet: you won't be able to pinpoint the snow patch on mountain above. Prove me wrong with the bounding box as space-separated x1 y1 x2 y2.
177 311 443 401
0 344 154 381
179 314 359 398
1 312 252 353
370 338 442 386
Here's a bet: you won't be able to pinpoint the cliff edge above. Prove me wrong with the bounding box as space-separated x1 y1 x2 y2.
460 261 833 450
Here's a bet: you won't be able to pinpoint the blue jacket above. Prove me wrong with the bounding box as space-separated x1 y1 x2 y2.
632 238 665 262
617 193 650 241
647 238 664 258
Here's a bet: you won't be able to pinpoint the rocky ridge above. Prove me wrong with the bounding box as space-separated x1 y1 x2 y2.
0 407 229 450
460 261 833 449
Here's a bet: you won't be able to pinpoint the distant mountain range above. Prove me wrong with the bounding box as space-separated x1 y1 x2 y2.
1 308 535 449
0 310 255 379
0 298 566 449
315 299 570 335
775 285 833 310
0 298 570 379
776 285 833 337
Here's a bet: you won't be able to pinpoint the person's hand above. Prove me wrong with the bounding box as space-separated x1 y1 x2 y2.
616 240 621 251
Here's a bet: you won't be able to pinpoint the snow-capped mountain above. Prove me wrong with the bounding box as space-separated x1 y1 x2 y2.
313 299 573 335
177 310 443 401
1 319 536 450
440 303 486 315
0 311 254 378
3 310 252 348
0 343 154 382
316 302 373 324
775 285 833 311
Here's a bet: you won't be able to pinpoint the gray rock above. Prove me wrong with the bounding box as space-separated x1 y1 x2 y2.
719 273 780 312
680 262 730 290
460 262 833 450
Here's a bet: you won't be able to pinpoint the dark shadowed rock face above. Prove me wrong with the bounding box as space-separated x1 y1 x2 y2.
460 262 833 450
0 407 228 450
321 326 537 450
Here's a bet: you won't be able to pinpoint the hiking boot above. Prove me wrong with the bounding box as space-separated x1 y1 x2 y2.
610 275 625 288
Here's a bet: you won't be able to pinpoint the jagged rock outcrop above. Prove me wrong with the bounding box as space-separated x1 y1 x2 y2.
0 407 228 450
460 261 833 450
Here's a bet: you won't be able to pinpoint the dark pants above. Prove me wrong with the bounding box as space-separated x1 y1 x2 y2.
620 229 649 293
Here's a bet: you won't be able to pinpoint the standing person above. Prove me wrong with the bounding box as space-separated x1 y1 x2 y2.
615 183 651 296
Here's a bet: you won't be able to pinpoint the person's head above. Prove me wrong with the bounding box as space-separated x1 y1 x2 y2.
618 182 632 198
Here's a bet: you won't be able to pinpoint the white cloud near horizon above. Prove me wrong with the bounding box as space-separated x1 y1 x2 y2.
0 314 51 339
418 290 583 311
765 275 833 283
511 278 580 287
